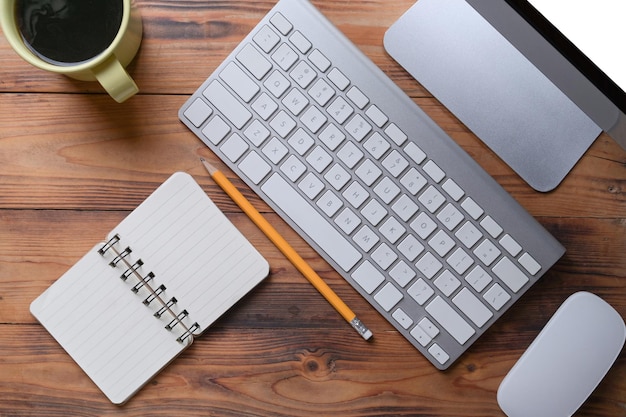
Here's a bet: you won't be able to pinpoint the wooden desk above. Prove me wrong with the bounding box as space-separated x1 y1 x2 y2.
1 1 624 415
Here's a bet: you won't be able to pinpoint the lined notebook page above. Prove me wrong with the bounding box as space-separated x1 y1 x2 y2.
30 247 187 404
30 172 269 404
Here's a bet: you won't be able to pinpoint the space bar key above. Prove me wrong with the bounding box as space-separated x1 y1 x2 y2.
261 173 362 272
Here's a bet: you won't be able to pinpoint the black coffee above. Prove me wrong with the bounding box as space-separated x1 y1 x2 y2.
15 0 124 65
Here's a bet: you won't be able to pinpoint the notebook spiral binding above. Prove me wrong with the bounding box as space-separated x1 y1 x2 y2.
99 234 200 343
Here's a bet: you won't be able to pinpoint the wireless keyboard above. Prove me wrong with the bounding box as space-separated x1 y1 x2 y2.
179 0 565 369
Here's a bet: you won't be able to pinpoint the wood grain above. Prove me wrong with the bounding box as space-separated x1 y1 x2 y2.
1 0 625 415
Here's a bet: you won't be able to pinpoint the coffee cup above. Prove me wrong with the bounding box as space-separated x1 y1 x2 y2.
0 0 142 103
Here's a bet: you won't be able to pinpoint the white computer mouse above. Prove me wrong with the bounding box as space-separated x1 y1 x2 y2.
497 291 625 417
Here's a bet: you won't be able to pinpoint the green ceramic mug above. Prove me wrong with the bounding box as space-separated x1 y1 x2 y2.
0 0 142 103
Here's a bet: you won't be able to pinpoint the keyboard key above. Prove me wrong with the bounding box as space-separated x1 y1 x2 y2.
385 123 408 146
419 317 440 338
442 179 465 201
355 159 382 186
390 260 416 287
361 199 387 226
365 104 388 128
252 92 279 120
261 173 362 271
437 203 464 231
202 115 230 145
429 230 455 258
401 168 428 196
419 186 446 213
379 217 406 244
290 61 316 88
398 235 425 262
426 296 475 345
281 155 306 182
328 68 350 91
337 140 363 168
352 261 384 294
299 172 324 199
265 70 291 98
289 30 311 53
308 78 335 106
408 278 434 306
220 62 259 102
363 132 390 160
270 12 292 35
374 282 403 312
410 212 437 240
306 146 333 172
244 119 271 147
423 160 446 183
455 221 483 249
434 270 461 297
492 257 528 293
220 133 248 162
297 116 330 144
500 234 522 257
327 96 354 124
325 163 351 190
382 150 409 178
317 190 343 217
519 253 541 275
416 252 442 279
481 216 503 238
334 207 361 234
392 308 414 329
309 49 331 72
253 25 280 53
343 181 369 208
473 239 501 266
374 177 400 204
204 81 252 129
461 197 484 220
237 44 272 80
447 247 474 275
345 114 372 141
238 151 271 184
272 43 298 71
465 265 492 293
262 137 288 164
453 288 493 327
483 283 511 310
428 344 450 365
288 128 314 155
183 98 212 127
270 110 297 138
318 123 345 151
410 324 432 347
346 86 369 109
353 225 379 252
283 88 309 115
391 194 419 222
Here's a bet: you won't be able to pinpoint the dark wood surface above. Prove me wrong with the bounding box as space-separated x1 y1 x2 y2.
1 1 624 415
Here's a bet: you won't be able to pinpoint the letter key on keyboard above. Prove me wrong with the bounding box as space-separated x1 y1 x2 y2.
179 0 565 370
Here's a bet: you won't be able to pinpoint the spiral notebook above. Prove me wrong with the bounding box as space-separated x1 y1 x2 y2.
30 172 270 404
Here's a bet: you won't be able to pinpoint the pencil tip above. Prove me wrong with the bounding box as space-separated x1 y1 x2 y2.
200 157 217 175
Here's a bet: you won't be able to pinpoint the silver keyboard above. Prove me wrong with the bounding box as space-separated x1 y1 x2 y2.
179 0 565 369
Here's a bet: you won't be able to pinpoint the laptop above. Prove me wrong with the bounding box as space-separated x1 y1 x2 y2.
384 0 626 192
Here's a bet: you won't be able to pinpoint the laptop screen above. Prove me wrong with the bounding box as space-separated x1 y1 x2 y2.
506 0 625 112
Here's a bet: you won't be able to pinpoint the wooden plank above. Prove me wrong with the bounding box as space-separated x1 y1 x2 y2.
0 324 624 416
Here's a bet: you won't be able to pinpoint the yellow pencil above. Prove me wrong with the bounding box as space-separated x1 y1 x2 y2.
201 158 372 340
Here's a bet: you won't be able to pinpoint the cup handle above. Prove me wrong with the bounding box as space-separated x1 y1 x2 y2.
92 55 139 103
